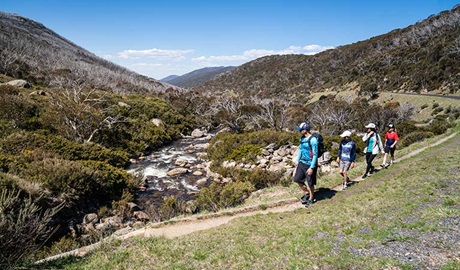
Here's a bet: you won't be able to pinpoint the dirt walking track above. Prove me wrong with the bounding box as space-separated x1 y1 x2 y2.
38 132 458 263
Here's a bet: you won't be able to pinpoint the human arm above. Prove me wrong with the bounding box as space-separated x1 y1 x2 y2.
362 131 373 142
378 134 385 154
350 142 357 162
391 133 399 148
309 137 319 169
294 147 301 166
337 142 342 163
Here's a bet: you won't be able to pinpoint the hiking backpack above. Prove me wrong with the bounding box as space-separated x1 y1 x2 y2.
307 133 325 158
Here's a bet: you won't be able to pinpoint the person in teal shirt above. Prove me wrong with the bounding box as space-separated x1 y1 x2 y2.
293 122 318 207
362 123 384 178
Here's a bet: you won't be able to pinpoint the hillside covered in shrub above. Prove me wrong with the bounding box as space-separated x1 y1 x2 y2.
196 5 460 99
0 81 194 267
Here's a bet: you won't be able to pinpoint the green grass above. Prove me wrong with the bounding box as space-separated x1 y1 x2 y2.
37 123 460 269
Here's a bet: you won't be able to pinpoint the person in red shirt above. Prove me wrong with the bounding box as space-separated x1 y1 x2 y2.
381 124 399 168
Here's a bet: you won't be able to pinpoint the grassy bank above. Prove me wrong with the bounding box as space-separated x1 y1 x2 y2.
38 125 459 269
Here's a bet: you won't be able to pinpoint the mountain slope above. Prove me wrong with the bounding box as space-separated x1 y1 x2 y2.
0 11 181 94
161 75 180 83
196 5 460 99
162 66 235 88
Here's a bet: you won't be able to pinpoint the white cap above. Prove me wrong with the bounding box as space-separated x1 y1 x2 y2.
340 130 352 137
365 123 376 129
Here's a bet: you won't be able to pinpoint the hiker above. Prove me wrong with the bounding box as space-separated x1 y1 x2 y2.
337 130 356 190
293 122 318 207
381 123 399 168
362 123 384 179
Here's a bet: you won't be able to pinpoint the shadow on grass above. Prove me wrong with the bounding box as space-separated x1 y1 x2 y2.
315 187 337 201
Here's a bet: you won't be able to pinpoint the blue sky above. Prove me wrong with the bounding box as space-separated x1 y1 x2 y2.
1 1 459 79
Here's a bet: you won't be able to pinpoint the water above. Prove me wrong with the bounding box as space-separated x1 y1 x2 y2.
127 135 211 208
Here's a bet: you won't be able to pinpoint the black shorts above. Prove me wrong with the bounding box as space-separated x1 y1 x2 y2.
293 162 317 186
384 146 396 155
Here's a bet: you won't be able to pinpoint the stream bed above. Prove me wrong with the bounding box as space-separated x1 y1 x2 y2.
127 135 212 208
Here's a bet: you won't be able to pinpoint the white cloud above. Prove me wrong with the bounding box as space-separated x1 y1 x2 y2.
192 44 334 64
131 63 163 67
117 48 194 60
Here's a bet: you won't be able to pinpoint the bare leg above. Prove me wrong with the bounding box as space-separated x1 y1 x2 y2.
382 153 388 166
307 184 314 200
297 182 309 197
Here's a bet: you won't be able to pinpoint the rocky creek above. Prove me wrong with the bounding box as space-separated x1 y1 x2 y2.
127 130 213 209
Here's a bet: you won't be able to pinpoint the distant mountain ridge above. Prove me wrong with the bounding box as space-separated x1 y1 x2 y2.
161 75 180 83
195 5 460 100
161 66 236 88
0 11 181 94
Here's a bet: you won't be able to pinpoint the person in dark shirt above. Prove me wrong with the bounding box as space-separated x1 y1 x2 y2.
381 124 399 168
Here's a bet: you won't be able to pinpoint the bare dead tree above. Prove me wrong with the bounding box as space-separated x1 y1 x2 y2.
46 75 125 143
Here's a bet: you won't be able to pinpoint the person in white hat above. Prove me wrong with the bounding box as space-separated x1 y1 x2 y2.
337 130 356 190
362 123 384 178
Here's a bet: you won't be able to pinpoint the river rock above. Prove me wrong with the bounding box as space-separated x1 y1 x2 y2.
83 213 98 224
268 162 285 172
133 211 150 221
127 202 141 211
167 168 189 176
175 158 188 167
191 129 204 138
194 143 209 149
196 178 208 186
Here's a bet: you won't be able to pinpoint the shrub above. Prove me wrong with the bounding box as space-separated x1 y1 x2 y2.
158 196 188 221
0 131 130 168
226 144 262 163
193 182 223 212
207 130 294 163
0 188 62 268
395 121 419 137
194 181 254 212
18 158 132 203
431 106 443 115
399 131 435 148
425 121 453 135
219 181 254 208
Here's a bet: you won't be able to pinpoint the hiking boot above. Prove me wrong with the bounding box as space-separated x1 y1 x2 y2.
300 194 308 204
362 174 368 179
342 182 347 190
380 163 386 168
304 199 316 207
